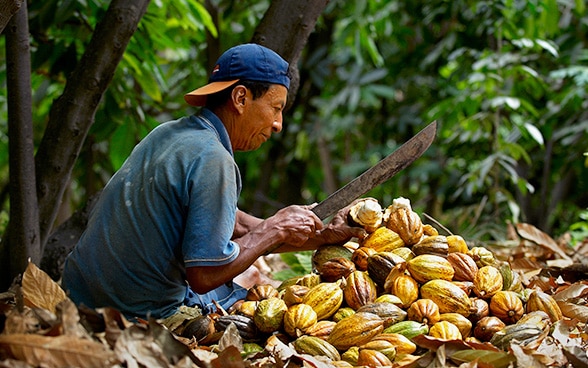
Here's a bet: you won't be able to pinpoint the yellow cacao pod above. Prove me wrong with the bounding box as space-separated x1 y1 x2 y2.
467 247 497 267
356 348 393 367
429 321 462 340
333 307 356 322
422 224 439 236
407 254 455 284
360 226 404 252
302 281 344 320
489 290 524 324
283 303 318 338
420 279 472 316
359 340 396 362
446 235 469 253
439 312 472 338
371 332 417 355
293 335 341 361
327 312 384 351
473 265 503 299
388 274 420 308
406 298 441 326
525 289 563 322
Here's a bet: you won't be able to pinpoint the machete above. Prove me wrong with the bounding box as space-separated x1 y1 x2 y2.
265 120 437 255
312 120 437 220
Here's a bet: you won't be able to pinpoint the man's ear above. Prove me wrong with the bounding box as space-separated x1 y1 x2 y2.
231 85 248 112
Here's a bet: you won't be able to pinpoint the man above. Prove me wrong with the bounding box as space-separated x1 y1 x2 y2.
62 44 365 319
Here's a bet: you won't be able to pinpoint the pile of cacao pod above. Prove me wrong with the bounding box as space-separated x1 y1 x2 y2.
179 197 564 367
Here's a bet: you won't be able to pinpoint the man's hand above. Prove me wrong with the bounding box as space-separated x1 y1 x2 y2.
315 199 368 245
270 205 324 247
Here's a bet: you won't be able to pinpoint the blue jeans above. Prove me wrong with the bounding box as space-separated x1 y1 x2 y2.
184 281 248 314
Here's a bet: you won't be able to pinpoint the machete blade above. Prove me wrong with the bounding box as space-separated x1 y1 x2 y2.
312 120 437 220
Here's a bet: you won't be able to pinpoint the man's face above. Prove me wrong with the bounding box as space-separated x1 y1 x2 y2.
233 84 288 151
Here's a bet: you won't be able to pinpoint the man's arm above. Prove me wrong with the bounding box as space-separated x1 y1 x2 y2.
232 209 263 239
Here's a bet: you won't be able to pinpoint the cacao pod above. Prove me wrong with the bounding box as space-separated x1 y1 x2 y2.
467 247 497 268
282 284 310 307
412 235 449 257
428 320 462 340
214 314 259 341
407 254 455 284
253 297 287 334
293 335 341 361
343 271 378 310
446 252 478 282
351 246 377 271
489 290 524 324
305 320 337 340
384 197 424 246
319 257 356 282
357 302 407 327
360 340 397 362
302 281 344 320
439 312 472 338
383 320 429 340
357 348 393 367
525 289 563 322
367 251 406 288
446 235 469 253
489 323 546 351
312 245 353 274
371 332 417 355
420 279 472 316
388 274 419 308
348 198 383 233
473 316 505 342
473 265 503 299
246 284 279 301
327 312 384 351
406 298 441 326
283 303 317 338
361 226 404 252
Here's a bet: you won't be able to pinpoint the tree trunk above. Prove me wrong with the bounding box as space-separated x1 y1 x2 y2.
33 0 150 250
252 0 329 110
0 4 40 291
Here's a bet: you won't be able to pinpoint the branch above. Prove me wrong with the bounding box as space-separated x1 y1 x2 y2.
0 0 22 34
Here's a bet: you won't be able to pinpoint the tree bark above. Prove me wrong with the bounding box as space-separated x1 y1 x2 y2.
252 0 328 109
0 0 22 34
33 0 150 251
0 3 40 291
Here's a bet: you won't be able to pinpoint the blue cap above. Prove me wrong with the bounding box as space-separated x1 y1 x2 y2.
185 44 290 106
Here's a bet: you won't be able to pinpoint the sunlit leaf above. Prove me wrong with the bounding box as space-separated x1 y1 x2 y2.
21 262 67 315
523 123 544 146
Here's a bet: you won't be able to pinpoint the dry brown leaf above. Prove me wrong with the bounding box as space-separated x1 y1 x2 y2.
515 223 572 261
0 333 118 368
557 301 588 323
21 261 67 314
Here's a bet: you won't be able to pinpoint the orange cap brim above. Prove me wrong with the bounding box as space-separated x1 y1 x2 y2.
184 79 240 106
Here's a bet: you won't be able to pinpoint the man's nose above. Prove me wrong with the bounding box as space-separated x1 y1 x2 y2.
272 119 283 133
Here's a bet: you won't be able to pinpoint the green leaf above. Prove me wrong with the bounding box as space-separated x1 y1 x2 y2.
523 122 544 146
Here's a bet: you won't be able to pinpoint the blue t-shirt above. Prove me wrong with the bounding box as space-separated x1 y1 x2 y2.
62 109 242 319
